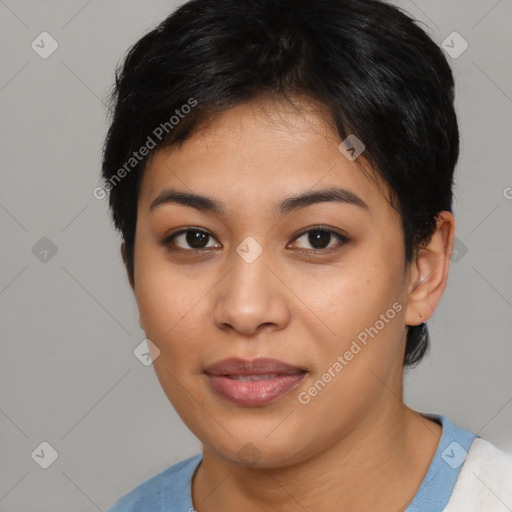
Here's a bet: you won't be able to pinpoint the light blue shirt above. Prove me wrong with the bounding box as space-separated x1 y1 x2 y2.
107 414 477 512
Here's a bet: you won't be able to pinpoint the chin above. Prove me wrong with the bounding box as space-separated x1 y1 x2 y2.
196 421 316 469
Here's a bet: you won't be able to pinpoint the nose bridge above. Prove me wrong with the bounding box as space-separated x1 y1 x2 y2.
212 240 290 334
230 242 271 298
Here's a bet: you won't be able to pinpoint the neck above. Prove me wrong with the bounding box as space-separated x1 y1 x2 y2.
192 402 442 512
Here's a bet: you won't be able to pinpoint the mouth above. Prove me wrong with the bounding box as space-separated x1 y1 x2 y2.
204 358 307 406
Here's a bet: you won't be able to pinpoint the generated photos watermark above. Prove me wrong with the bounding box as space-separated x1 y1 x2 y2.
298 301 403 405
93 98 198 200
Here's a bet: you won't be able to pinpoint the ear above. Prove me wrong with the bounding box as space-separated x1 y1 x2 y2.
404 211 456 326
121 241 144 329
121 241 135 291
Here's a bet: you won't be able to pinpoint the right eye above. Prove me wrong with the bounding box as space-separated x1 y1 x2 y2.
162 228 222 252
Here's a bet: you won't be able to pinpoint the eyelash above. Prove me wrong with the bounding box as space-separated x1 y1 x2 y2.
161 226 350 255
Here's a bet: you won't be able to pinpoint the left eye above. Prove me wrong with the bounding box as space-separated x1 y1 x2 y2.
289 228 349 253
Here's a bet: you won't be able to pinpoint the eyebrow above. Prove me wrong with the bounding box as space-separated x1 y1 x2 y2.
149 187 369 216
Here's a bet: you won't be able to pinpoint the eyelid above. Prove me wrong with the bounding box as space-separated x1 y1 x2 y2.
290 225 349 241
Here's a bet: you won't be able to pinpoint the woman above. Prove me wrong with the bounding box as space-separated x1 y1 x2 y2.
102 0 512 510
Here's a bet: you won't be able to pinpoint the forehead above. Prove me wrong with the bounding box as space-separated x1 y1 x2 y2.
139 98 390 218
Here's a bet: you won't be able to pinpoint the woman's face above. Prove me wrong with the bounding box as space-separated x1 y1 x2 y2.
131 98 418 467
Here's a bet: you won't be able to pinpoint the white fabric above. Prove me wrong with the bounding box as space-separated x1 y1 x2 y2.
444 438 512 511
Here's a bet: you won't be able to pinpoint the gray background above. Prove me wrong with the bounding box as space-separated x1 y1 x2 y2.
1 0 511 510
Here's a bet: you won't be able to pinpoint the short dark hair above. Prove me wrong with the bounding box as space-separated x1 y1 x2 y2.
101 0 459 367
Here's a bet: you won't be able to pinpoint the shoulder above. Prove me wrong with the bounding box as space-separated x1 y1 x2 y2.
107 453 202 512
444 438 512 511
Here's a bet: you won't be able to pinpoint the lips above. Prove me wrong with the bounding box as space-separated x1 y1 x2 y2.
204 358 307 406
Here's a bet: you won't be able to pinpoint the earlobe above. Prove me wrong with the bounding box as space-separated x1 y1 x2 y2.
404 211 456 326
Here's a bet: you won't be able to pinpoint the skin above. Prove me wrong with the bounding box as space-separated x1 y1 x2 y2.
123 97 455 511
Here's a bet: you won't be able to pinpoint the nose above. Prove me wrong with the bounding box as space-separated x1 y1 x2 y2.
212 247 291 337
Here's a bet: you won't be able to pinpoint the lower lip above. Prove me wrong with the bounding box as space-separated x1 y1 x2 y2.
206 373 306 406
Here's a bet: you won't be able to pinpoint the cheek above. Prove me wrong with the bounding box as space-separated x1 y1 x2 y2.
133 246 208 356
290 249 404 345
291 252 407 409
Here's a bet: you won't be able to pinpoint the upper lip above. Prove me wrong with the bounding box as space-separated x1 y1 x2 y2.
204 357 306 376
